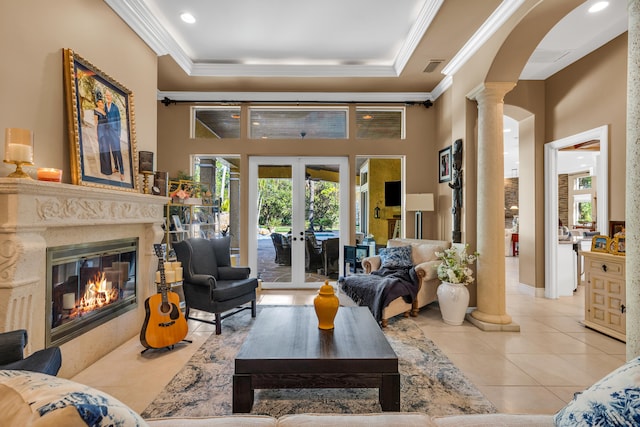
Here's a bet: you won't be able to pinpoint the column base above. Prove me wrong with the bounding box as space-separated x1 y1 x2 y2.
467 310 520 332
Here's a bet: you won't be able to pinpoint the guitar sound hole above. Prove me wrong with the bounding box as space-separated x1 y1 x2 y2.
160 302 171 314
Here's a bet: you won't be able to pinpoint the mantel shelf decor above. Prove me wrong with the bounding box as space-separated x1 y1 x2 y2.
63 48 139 192
4 128 34 179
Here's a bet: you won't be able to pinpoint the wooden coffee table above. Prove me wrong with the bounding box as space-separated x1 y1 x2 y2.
233 306 400 413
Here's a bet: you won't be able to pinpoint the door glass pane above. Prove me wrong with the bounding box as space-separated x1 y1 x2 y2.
257 165 292 282
305 164 340 283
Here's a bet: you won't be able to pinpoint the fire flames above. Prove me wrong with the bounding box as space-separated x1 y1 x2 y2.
75 272 119 314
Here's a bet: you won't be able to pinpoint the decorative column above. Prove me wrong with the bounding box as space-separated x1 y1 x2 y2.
626 0 640 360
468 82 517 328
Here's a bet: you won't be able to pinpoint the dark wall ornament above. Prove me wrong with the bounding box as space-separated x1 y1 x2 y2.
449 139 463 243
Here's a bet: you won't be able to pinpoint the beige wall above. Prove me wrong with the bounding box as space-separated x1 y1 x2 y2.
545 33 627 222
0 0 158 181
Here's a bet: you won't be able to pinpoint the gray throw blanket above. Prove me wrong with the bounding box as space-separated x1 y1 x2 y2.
339 267 420 322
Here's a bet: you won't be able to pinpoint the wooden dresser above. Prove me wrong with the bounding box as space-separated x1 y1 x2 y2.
582 251 626 342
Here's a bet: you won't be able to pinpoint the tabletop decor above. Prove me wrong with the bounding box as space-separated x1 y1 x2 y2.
314 281 339 330
435 244 478 325
63 48 138 192
3 128 34 178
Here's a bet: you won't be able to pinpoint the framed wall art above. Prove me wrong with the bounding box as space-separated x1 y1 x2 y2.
63 48 138 191
438 146 452 183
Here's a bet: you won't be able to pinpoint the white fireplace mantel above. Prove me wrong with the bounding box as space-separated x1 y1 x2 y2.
0 178 167 377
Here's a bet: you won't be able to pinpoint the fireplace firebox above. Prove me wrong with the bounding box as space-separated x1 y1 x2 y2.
46 238 138 346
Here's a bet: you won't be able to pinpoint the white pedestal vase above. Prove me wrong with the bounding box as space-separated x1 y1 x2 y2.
436 281 470 325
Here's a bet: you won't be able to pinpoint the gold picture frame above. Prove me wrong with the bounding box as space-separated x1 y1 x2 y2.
612 236 626 256
590 235 610 253
63 48 139 192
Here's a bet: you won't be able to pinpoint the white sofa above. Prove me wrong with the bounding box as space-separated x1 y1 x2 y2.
4 354 640 426
361 238 451 327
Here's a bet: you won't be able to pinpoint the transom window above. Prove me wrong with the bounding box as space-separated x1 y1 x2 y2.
249 107 348 139
356 107 405 139
192 106 241 139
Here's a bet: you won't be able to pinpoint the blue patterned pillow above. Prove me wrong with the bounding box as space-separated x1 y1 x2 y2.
554 356 640 426
0 370 148 426
379 245 413 269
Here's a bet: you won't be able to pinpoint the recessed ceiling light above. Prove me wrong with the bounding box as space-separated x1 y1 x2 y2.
180 12 196 24
588 1 609 13
231 114 240 119
362 114 373 120
503 128 511 133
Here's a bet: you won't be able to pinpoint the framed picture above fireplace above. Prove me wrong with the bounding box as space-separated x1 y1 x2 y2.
63 48 139 192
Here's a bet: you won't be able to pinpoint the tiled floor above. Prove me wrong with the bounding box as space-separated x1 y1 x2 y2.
72 257 626 416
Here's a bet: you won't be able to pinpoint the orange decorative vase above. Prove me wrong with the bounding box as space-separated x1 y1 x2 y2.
314 281 339 330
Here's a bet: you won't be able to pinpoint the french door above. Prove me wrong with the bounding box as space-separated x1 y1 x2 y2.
248 157 349 288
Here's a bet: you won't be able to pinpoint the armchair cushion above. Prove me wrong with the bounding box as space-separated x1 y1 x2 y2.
0 330 27 366
210 236 232 267
379 245 413 269
0 330 61 376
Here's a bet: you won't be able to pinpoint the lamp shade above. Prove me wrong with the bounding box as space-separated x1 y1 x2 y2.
405 193 434 212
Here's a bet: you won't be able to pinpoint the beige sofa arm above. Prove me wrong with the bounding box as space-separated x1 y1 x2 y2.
414 260 441 281
362 255 381 273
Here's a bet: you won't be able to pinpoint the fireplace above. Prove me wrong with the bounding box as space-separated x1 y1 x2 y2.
1 178 166 377
46 238 138 346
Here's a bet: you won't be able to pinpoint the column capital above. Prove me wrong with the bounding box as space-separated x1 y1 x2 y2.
467 82 516 105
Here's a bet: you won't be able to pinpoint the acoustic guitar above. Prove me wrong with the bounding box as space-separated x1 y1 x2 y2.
140 244 188 349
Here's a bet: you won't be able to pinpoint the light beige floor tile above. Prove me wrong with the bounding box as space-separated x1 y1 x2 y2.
478 385 567 414
445 353 538 386
505 354 596 387
566 331 626 355
426 331 498 354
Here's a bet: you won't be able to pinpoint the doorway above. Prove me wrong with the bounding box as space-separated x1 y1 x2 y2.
544 125 608 299
248 157 349 288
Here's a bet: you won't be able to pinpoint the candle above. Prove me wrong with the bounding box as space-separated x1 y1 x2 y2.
174 267 183 282
5 128 33 163
139 151 154 173
164 261 174 271
62 292 75 310
165 270 176 283
37 168 62 182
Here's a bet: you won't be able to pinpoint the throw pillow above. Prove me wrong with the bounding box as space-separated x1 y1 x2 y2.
554 356 640 426
0 370 148 426
379 245 413 269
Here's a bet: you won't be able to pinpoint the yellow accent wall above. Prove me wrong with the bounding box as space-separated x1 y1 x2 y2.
367 159 401 246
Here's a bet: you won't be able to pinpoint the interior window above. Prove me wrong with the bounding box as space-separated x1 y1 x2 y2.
192 107 241 139
249 107 348 139
356 107 405 139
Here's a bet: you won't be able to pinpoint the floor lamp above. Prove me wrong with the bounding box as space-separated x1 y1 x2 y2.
406 193 434 239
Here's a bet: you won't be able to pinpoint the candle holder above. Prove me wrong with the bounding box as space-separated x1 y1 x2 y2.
4 128 34 179
141 171 154 194
3 160 33 179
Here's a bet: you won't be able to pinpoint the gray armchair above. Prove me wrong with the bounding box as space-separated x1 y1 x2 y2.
0 329 62 376
173 237 258 335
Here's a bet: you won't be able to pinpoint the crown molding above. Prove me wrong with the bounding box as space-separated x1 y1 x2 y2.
393 0 445 75
157 91 433 104
442 0 524 76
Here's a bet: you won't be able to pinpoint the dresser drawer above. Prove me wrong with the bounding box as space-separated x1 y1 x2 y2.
586 257 624 278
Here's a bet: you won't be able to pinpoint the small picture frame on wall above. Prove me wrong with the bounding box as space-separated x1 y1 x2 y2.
590 235 610 253
438 146 452 183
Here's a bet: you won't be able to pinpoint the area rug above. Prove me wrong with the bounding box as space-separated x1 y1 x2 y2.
141 307 496 418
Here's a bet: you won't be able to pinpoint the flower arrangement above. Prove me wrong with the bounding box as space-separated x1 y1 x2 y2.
435 244 479 285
